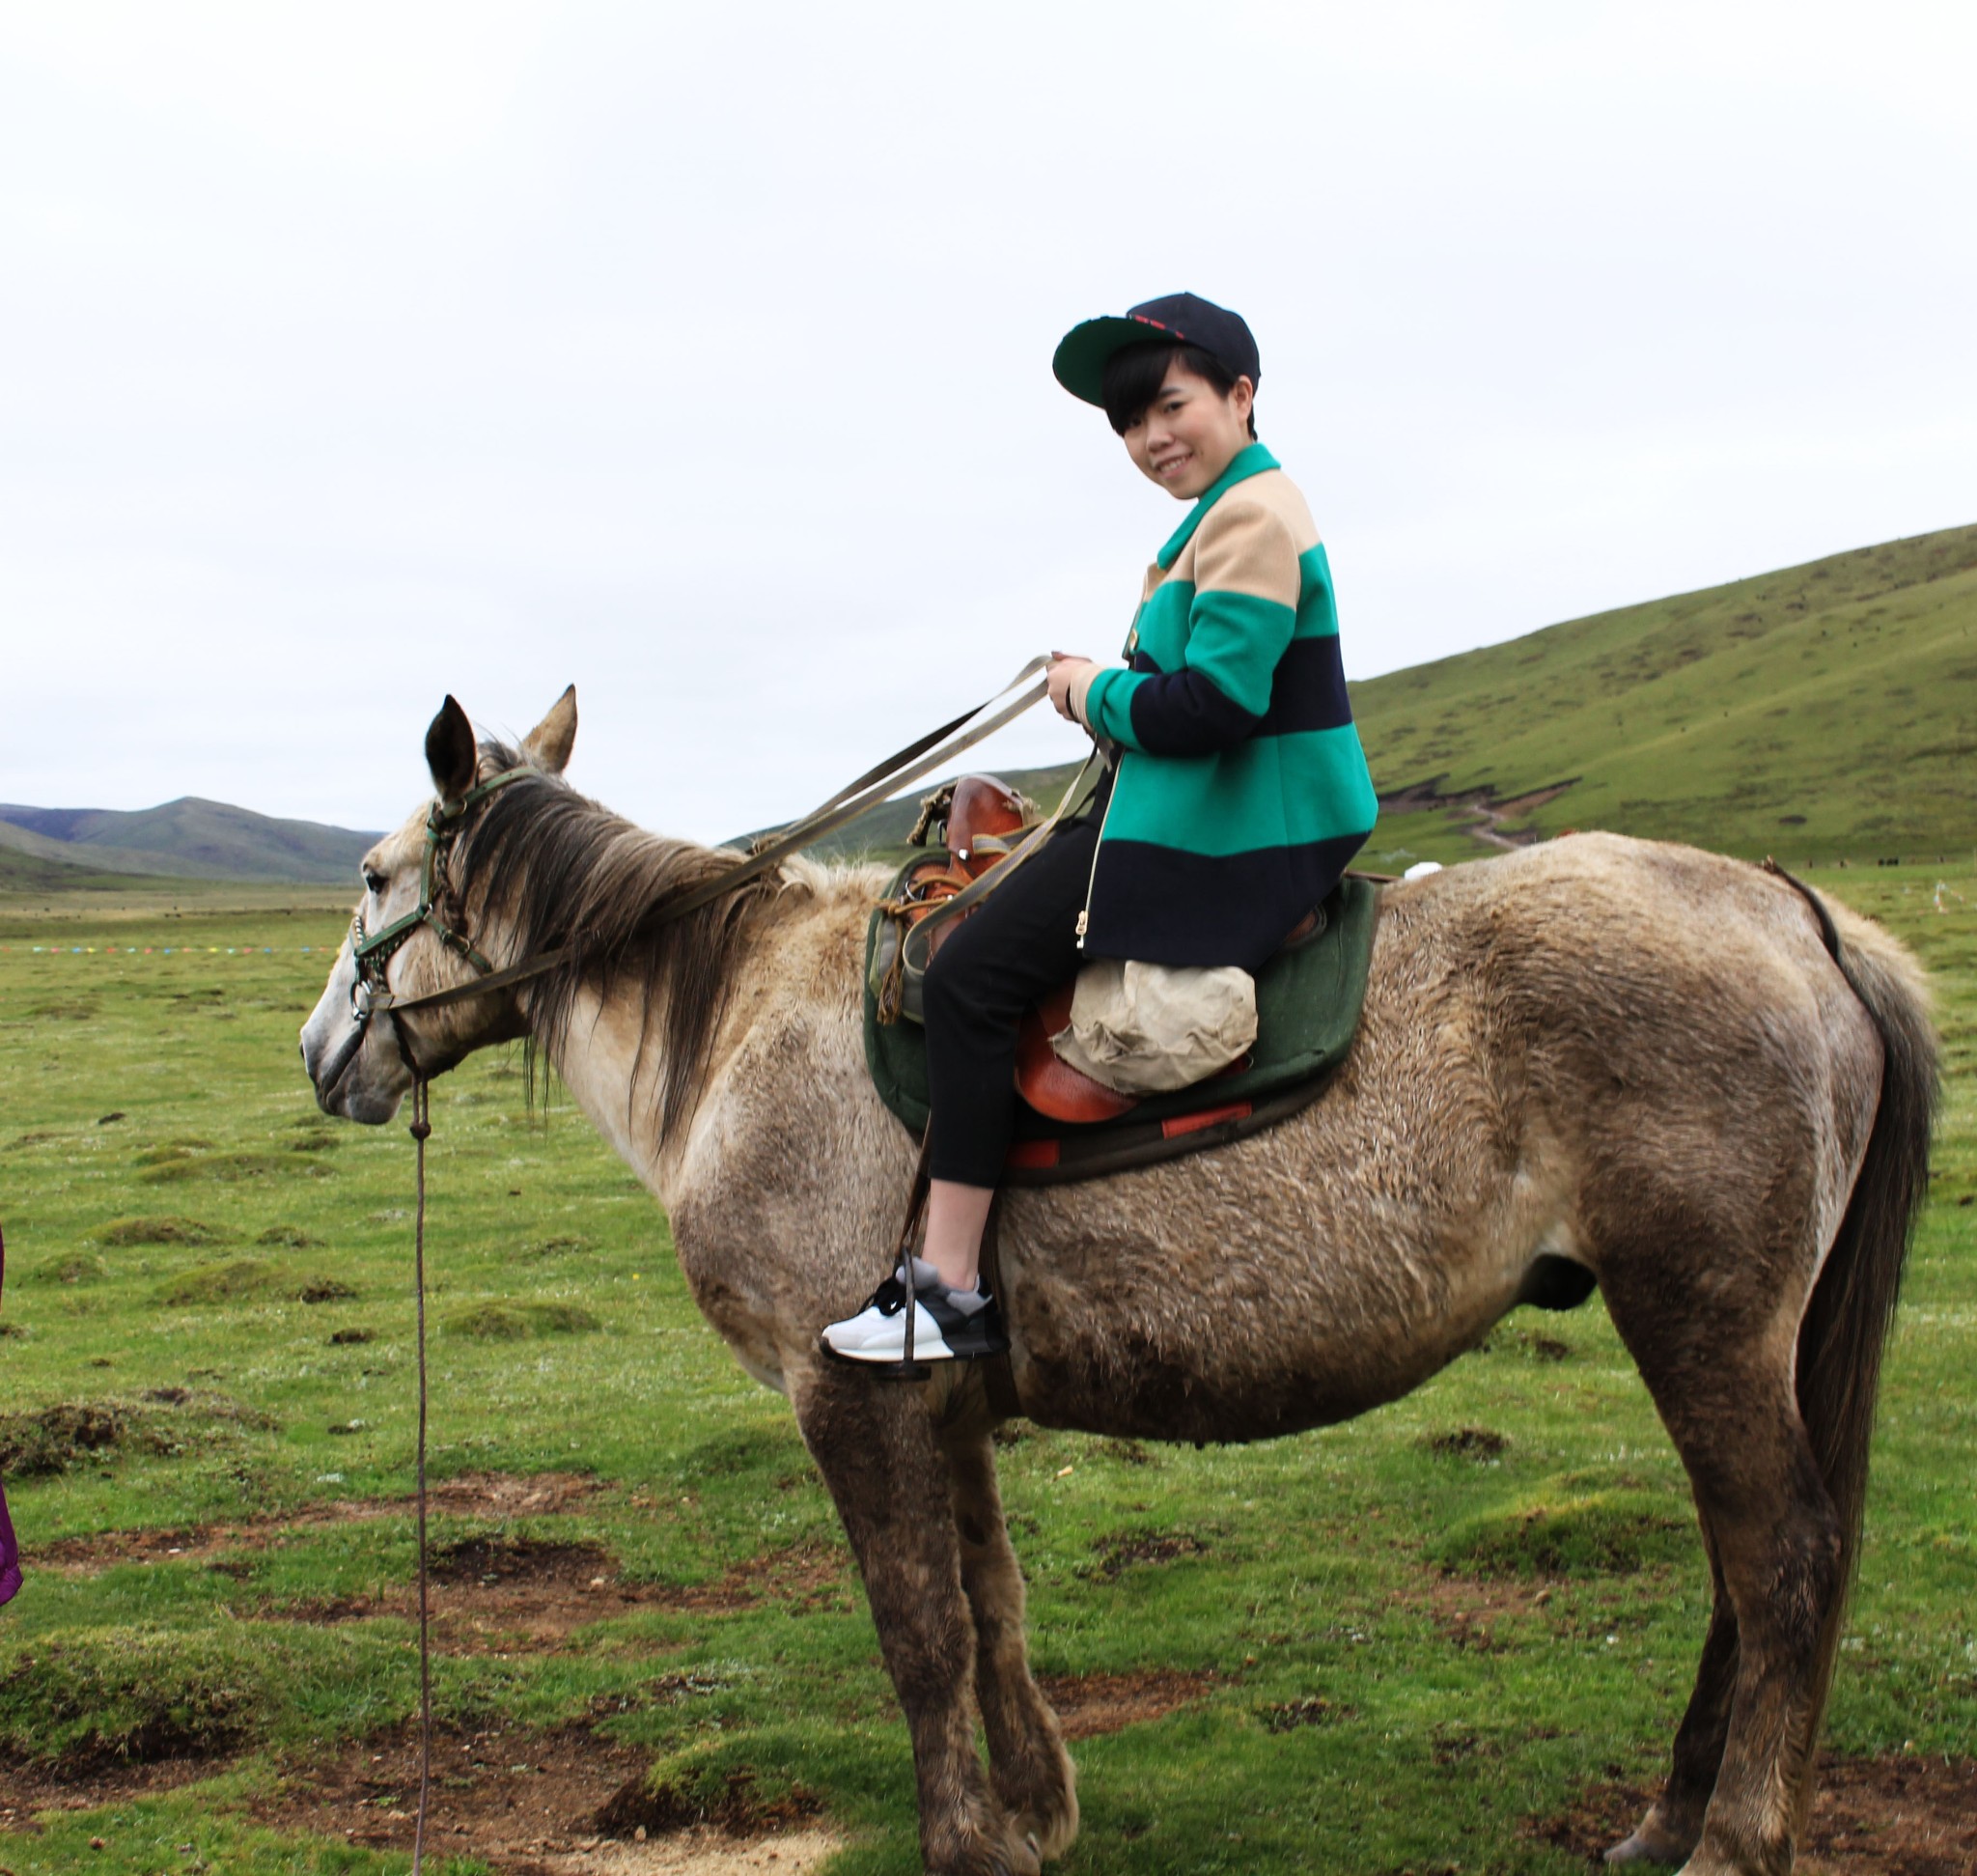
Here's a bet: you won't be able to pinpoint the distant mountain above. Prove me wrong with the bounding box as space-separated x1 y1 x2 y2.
0 798 380 884
799 519 1977 869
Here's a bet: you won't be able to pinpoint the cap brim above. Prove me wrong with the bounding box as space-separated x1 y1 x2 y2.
1051 315 1181 406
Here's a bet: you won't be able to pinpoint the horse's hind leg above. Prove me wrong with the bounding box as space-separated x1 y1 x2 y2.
1601 1289 1843 1876
1607 1531 1738 1865
939 1420 1079 1859
792 1362 1041 1876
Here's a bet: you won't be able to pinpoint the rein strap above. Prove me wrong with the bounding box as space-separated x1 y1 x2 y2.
369 658 1056 1019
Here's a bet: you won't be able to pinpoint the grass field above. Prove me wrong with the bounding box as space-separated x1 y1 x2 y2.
1 851 1973 1876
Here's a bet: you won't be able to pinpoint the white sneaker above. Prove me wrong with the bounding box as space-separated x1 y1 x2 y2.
820 1266 1009 1364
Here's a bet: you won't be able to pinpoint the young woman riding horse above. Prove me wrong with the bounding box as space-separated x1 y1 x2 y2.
822 293 1380 1364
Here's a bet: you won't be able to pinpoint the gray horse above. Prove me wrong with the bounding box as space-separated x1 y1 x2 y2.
301 690 1936 1876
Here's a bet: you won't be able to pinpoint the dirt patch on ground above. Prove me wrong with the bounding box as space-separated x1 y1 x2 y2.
648 1541 851 1616
1424 1426 1511 1460
256 1722 837 1876
1259 1695 1350 1733
425 1471 603 1519
1530 1752 1977 1872
42 1470 602 1572
533 1831 841 1873
1036 1668 1216 1740
6 1722 838 1874
42 1507 852 1660
261 1536 644 1653
595 1762 823 1839
0 1750 221 1833
265 1536 855 1648
1391 1570 1558 1653
1080 1530 1211 1582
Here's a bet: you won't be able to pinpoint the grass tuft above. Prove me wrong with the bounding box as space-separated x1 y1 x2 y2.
139 1150 336 1185
154 1258 278 1305
0 1627 260 1767
133 1139 216 1165
442 1301 602 1339
0 1390 278 1476
594 1742 823 1838
100 1216 228 1247
0 1401 129 1475
28 1252 108 1285
1432 1486 1693 1578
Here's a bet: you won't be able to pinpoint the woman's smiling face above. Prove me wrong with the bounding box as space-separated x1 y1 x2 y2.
1120 360 1255 500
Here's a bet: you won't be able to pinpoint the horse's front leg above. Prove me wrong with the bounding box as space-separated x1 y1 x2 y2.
939 1419 1079 1860
792 1360 1041 1876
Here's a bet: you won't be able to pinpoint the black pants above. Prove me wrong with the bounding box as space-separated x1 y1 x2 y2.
921 816 1100 1187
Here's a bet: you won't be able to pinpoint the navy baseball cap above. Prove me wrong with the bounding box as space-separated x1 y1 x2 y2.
1052 293 1261 407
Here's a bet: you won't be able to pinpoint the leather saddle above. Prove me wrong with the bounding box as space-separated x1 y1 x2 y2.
883 774 1312 1126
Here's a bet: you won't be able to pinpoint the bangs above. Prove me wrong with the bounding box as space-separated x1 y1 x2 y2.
1100 341 1245 435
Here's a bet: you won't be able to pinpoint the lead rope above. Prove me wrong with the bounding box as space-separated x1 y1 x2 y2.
408 1077 433 1875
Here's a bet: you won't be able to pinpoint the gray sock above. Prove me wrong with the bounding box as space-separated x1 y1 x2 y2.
907 1255 988 1313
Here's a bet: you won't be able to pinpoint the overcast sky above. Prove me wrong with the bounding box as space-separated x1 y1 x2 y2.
3 1 1972 844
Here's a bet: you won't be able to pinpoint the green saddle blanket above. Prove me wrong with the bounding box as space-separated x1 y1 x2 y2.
862 866 1380 1177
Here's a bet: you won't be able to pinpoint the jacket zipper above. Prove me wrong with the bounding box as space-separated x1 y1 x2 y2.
1076 615 1141 949
1073 758 1121 950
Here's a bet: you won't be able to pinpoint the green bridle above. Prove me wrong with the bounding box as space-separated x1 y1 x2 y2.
348 770 532 1043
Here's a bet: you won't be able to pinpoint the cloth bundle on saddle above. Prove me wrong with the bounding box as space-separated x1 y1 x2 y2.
864 775 1379 1186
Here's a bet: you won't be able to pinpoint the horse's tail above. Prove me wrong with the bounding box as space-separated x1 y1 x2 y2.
1793 889 1937 1680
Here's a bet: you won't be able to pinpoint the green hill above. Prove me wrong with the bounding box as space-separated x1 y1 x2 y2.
802 521 1977 871
0 798 378 884
1351 521 1977 866
0 844 151 892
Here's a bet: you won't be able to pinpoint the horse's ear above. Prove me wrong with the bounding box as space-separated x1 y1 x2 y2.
425 696 478 804
521 685 577 775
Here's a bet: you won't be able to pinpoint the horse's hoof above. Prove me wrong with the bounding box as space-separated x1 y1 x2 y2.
1605 1827 1687 1866
997 1828 1044 1876
1012 1793 1079 1861
942 1825 1043 1876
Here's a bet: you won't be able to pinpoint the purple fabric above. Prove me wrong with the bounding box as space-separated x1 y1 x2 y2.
0 1478 18 1609
0 1222 17 1608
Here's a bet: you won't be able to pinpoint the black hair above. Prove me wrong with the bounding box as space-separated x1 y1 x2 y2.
1101 340 1257 439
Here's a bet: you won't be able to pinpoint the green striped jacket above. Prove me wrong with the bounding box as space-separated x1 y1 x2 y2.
1078 443 1378 968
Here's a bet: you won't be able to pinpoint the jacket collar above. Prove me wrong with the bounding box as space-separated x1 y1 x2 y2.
1156 441 1279 572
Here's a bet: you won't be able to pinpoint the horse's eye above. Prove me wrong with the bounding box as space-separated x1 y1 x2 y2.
363 869 387 896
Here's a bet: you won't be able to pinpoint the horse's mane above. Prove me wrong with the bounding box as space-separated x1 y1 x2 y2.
458 739 798 1135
